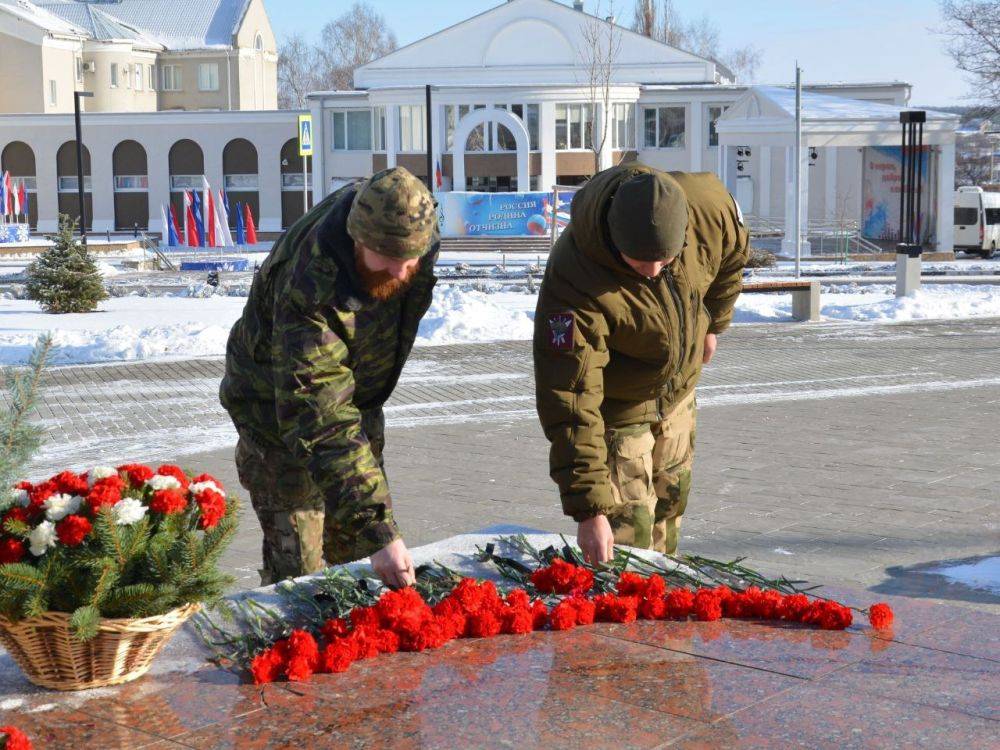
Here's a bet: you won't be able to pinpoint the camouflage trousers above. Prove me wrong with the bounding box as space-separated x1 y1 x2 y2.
235 412 387 586
605 391 696 555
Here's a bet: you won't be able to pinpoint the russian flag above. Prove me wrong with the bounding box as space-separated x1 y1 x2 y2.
183 191 199 247
192 191 206 247
167 204 180 247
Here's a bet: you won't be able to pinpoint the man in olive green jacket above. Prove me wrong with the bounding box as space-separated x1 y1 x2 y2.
221 167 438 587
534 163 748 563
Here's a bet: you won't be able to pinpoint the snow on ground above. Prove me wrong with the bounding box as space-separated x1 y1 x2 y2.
1 281 1000 365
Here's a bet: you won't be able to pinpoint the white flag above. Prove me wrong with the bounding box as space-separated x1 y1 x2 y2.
216 190 235 247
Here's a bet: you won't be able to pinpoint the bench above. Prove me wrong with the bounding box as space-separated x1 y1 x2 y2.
742 280 821 322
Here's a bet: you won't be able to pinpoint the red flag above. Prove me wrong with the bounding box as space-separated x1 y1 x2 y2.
169 203 182 240
184 192 199 247
17 180 26 216
244 203 257 245
206 190 217 247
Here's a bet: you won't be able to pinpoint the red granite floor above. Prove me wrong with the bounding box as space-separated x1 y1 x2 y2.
3 590 997 750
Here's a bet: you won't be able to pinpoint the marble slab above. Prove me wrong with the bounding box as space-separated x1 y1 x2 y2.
1 528 997 749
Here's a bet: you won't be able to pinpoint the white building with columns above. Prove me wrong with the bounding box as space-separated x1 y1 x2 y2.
308 0 957 253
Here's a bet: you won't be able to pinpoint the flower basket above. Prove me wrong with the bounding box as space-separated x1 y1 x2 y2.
0 603 200 691
0 463 238 691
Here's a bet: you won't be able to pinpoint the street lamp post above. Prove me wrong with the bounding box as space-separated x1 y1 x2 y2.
74 91 93 245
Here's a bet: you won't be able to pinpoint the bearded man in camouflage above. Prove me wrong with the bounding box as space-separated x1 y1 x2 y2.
221 167 438 588
534 163 748 565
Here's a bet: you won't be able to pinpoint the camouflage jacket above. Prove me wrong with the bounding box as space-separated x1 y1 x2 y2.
220 185 439 555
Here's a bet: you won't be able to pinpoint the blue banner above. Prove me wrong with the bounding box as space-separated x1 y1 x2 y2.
440 191 567 237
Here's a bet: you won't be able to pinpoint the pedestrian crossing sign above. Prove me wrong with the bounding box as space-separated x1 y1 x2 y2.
298 114 314 156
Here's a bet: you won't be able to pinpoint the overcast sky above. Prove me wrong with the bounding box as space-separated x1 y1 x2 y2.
266 0 972 106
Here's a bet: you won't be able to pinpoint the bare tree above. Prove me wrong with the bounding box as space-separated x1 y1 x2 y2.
630 0 762 82
580 2 624 176
318 2 398 91
939 0 1000 101
277 33 322 108
276 1 397 105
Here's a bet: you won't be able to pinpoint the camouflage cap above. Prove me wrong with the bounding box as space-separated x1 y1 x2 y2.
346 167 437 259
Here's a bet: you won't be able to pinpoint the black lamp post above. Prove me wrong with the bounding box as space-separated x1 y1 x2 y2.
74 91 93 245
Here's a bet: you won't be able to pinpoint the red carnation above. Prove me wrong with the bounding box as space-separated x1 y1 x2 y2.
616 571 648 597
549 599 578 631
195 489 226 530
155 465 189 490
117 464 154 488
571 596 596 625
374 628 400 654
777 593 810 621
149 489 188 515
56 515 92 547
320 617 350 642
868 603 894 630
505 589 531 610
531 599 548 630
26 481 56 511
466 610 502 638
191 473 222 487
320 640 354 673
693 589 722 622
500 606 534 635
530 558 594 595
665 588 694 618
639 595 668 620
85 482 122 515
0 538 26 564
51 471 89 496
2 506 30 530
285 630 320 682
250 640 289 684
0 726 33 750
594 593 639 623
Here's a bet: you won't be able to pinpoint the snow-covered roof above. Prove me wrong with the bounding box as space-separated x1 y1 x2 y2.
31 0 251 49
723 86 958 123
34 1 161 47
0 0 87 36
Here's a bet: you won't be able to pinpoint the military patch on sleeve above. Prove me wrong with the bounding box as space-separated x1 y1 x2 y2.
548 313 575 351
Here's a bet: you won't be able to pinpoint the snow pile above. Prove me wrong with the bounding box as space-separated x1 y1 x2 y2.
417 285 535 345
96 261 119 278
734 283 1000 324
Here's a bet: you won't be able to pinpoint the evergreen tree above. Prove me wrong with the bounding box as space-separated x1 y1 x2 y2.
25 216 107 314
0 335 51 493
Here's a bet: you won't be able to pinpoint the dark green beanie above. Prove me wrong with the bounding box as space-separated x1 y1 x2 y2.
607 171 688 261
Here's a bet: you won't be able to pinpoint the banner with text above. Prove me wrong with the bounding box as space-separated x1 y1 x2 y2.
862 145 937 245
439 191 561 237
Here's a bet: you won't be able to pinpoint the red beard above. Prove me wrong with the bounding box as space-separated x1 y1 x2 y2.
355 255 418 301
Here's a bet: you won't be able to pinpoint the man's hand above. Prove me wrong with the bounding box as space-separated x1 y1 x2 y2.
703 332 718 364
370 538 416 589
578 515 615 565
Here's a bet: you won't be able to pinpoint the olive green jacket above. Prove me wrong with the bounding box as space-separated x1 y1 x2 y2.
533 164 749 521
220 185 438 556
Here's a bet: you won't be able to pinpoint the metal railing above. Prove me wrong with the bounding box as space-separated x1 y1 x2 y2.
744 215 886 259
138 231 176 271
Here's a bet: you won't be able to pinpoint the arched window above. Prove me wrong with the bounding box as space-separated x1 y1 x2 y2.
254 33 263 52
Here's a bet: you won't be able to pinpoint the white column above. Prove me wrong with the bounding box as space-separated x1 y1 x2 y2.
824 146 838 221
258 136 283 233
34 141 59 233
146 142 170 235
204 144 225 209
689 102 704 172
89 142 114 232
310 99 325 202
716 143 727 184
800 145 811 255
386 104 399 169
782 144 811 255
936 141 955 253
759 146 772 219
540 100 556 191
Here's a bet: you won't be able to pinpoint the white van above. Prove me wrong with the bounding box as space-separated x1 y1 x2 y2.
954 186 1000 259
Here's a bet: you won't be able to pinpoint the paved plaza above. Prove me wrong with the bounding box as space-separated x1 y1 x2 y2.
26 317 1000 604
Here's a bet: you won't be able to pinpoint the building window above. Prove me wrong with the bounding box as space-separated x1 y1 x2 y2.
161 65 181 91
58 176 92 192
134 65 142 90
169 174 205 191
372 106 387 152
556 103 593 150
198 64 220 92
707 105 729 147
254 33 263 52
332 110 373 151
48 80 57 106
75 56 83 82
398 104 426 152
612 103 635 150
224 174 259 190
113 175 149 192
148 64 156 91
643 106 686 148
110 63 119 88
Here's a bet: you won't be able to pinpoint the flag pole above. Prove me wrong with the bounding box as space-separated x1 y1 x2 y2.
794 63 802 279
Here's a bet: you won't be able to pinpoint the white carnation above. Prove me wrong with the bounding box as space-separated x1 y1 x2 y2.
88 466 118 487
189 481 225 497
112 498 147 526
146 474 182 491
43 493 82 521
28 521 57 556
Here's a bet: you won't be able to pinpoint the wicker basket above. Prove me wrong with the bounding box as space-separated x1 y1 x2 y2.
0 603 200 691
